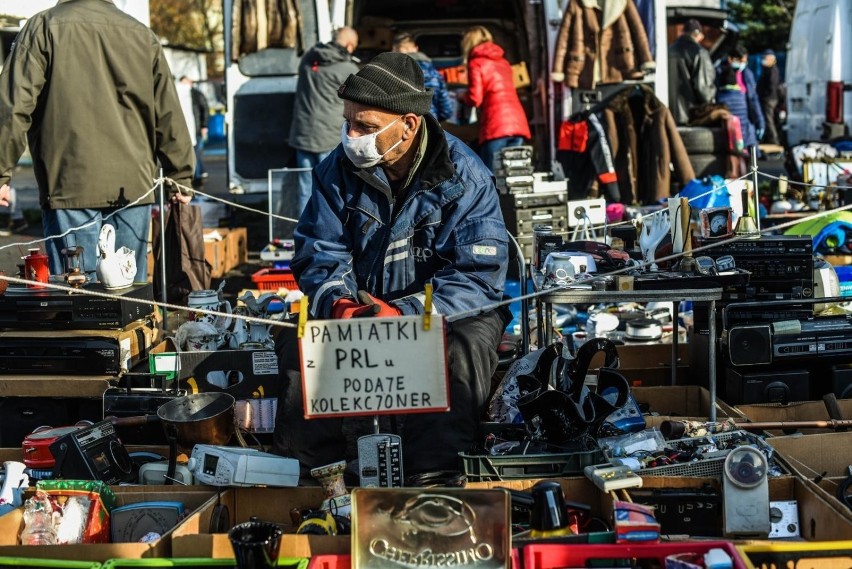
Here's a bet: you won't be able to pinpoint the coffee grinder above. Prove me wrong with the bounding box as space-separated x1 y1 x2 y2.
62 246 87 288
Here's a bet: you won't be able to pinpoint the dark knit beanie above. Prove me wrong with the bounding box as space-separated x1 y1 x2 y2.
337 52 433 116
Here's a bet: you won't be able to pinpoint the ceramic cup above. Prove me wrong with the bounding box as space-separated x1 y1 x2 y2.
188 289 233 329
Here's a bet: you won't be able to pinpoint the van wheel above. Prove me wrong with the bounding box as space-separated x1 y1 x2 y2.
689 153 727 177
678 127 728 154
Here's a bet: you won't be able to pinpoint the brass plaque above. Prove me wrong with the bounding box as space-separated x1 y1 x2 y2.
352 488 511 568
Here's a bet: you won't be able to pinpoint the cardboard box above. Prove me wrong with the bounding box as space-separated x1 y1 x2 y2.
737 399 852 435
148 341 279 399
466 477 612 520
0 486 219 561
204 227 248 279
176 349 279 400
635 475 852 541
632 385 746 429
203 229 228 279
589 342 689 388
171 487 347 559
0 375 113 398
225 227 248 271
768 432 852 522
439 62 530 89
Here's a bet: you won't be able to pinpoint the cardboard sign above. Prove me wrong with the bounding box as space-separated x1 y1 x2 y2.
299 316 449 418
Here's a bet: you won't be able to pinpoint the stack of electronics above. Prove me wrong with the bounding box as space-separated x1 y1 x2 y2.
494 145 534 194
687 235 852 404
501 190 568 266
0 281 159 375
0 281 161 447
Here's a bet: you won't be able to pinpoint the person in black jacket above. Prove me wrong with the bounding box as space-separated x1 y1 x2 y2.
757 49 781 146
181 77 210 184
667 19 716 125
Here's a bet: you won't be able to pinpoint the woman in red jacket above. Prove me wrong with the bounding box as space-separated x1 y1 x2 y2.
460 26 531 172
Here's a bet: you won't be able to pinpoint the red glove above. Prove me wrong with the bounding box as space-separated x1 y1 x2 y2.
331 297 363 319
355 290 402 318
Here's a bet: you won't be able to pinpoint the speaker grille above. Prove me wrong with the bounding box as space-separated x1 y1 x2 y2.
728 325 772 366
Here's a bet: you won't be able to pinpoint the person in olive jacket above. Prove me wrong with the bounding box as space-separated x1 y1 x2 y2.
0 0 195 282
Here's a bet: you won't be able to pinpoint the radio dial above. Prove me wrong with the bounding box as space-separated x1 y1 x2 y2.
187 457 198 471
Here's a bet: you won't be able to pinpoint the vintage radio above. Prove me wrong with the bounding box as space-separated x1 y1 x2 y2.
726 315 852 366
22 425 86 469
0 282 154 330
50 420 134 485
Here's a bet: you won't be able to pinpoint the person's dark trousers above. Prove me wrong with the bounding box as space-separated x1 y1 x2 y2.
760 98 780 145
272 308 509 477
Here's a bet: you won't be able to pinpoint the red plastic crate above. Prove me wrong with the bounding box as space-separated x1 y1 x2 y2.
307 555 349 569
251 267 298 291
524 541 748 569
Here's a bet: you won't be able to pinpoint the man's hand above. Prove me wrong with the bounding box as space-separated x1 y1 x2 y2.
356 290 402 317
0 184 11 207
170 192 193 205
331 297 364 319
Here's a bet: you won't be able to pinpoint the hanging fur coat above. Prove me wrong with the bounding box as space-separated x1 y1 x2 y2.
231 0 301 62
599 85 695 204
551 0 654 89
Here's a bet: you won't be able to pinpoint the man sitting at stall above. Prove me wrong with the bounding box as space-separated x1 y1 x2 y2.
273 52 510 480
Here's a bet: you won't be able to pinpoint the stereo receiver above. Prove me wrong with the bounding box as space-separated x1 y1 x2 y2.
0 283 154 330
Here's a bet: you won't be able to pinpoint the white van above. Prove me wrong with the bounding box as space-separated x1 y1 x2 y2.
785 0 852 145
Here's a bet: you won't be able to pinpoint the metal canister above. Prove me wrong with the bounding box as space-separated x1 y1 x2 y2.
23 248 49 289
532 225 553 270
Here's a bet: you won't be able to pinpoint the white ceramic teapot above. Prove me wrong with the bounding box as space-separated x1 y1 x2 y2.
96 224 137 289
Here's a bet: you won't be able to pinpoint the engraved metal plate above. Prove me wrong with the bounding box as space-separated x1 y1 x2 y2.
352 488 511 568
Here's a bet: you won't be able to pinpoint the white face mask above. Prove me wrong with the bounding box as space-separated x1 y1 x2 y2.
341 116 404 169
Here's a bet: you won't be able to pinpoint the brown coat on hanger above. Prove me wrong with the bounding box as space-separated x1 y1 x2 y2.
551 0 654 89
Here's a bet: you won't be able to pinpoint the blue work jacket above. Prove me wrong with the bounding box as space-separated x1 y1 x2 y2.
292 114 508 320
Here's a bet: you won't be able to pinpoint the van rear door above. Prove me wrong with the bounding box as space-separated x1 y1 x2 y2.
786 0 837 144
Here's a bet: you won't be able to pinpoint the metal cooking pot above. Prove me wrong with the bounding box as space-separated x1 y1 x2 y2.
156 392 237 453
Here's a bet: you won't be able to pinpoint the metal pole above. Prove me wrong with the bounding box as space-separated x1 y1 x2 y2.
708 299 717 423
750 146 761 233
268 169 274 246
158 170 168 327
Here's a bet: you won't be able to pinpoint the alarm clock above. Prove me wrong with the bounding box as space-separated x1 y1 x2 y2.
700 207 733 238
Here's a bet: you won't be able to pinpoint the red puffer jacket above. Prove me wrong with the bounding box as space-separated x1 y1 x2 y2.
464 42 531 144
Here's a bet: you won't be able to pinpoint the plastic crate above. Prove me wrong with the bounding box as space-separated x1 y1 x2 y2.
0 560 101 569
102 560 307 568
459 448 603 481
641 430 765 478
737 541 852 569
525 541 748 569
307 556 349 569
251 268 298 292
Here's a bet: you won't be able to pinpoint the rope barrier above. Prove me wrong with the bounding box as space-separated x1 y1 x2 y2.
8 164 852 330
